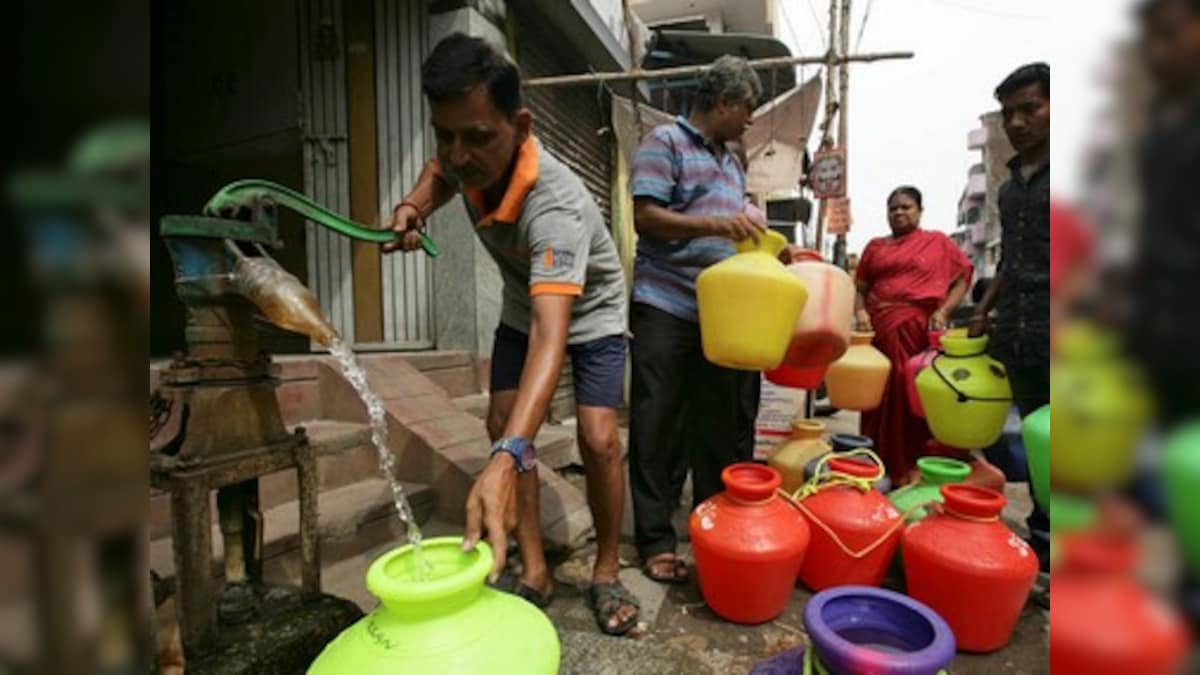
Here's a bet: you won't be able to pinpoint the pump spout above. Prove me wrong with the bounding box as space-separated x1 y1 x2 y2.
225 241 340 347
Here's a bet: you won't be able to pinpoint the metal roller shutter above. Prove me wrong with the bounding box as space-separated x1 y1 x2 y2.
514 6 614 225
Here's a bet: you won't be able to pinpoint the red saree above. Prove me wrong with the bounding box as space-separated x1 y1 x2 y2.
856 229 973 483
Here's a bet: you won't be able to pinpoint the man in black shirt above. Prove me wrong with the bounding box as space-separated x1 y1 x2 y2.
970 63 1050 412
970 63 1051 603
1131 0 1200 426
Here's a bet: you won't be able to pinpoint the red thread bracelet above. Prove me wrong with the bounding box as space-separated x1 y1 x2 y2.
393 201 427 231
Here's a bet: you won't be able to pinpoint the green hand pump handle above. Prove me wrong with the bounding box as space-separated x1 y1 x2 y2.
203 178 441 257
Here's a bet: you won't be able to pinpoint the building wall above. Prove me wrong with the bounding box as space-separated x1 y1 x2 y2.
515 4 616 226
980 111 1015 277
954 110 1015 289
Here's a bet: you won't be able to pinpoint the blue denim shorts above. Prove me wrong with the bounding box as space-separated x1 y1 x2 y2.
490 323 627 408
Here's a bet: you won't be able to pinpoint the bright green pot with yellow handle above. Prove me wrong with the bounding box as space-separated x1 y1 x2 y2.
308 537 560 674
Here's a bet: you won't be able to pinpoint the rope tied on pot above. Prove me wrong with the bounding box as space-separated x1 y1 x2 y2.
781 449 926 560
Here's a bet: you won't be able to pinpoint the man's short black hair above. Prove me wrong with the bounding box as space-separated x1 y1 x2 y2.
994 62 1050 101
421 33 522 117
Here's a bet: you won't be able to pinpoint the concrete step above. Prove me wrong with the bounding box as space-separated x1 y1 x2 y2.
537 424 580 470
398 350 481 398
149 420 383 541
149 478 435 585
453 392 490 419
452 393 581 470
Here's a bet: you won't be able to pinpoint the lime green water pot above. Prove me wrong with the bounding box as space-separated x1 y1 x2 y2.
915 334 1013 449
308 537 560 674
1164 422 1200 574
888 456 971 522
1051 322 1153 490
1021 404 1051 512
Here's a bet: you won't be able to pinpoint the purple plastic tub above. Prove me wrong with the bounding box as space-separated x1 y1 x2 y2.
750 645 806 674
804 586 956 675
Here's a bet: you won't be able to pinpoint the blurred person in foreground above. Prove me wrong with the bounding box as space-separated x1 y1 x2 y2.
968 62 1052 601
1133 0 1200 622
853 186 972 484
1131 0 1200 427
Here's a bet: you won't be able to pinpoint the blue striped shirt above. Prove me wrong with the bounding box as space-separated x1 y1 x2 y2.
630 116 745 322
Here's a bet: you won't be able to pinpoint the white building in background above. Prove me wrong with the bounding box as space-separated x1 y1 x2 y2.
952 111 1015 294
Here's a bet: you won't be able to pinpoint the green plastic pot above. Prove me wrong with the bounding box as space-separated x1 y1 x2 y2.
1048 494 1098 568
1164 421 1200 575
308 537 560 674
888 456 972 522
1021 404 1051 512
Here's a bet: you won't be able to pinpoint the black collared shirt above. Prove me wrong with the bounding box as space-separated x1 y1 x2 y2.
991 155 1050 368
1129 98 1200 422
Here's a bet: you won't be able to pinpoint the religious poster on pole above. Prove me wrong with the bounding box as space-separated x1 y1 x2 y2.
810 147 846 199
824 197 853 235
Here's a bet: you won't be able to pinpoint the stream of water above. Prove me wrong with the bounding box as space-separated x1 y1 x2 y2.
232 253 429 579
328 337 429 579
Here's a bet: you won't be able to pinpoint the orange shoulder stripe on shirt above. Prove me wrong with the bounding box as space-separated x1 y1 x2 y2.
530 282 583 297
466 136 540 227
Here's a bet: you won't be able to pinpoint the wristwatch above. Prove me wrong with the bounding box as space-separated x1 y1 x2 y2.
491 437 537 473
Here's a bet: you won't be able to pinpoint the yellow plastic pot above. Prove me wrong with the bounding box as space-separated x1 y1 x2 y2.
768 419 831 494
1051 322 1152 490
824 332 891 411
696 230 808 370
308 538 560 674
915 334 1012 449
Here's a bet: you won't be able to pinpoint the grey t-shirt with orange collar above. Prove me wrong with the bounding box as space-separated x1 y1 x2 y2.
437 137 627 344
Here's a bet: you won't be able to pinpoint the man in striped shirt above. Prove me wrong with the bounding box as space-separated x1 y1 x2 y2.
628 56 771 584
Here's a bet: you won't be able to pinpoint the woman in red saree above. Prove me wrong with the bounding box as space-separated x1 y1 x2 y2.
854 187 972 484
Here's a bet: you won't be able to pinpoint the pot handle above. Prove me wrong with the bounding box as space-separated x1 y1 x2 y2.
735 228 788 257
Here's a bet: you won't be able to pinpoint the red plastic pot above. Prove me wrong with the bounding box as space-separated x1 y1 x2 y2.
902 485 1039 652
1051 532 1189 675
903 330 944 418
764 361 829 390
690 464 811 624
1052 576 1191 675
795 458 903 591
